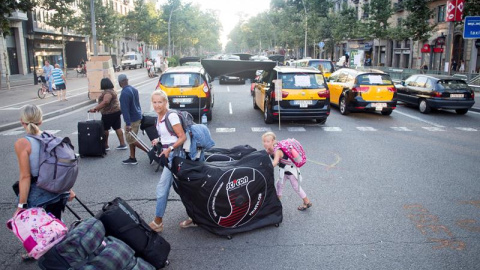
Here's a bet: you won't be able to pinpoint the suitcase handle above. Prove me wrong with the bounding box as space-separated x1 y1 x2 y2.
86 112 98 121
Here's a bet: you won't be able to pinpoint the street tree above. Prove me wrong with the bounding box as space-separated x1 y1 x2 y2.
74 0 122 52
125 0 163 48
38 0 76 71
362 0 394 65
1 0 34 89
402 0 436 41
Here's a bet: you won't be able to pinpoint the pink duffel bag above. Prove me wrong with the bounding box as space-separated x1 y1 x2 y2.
6 207 67 259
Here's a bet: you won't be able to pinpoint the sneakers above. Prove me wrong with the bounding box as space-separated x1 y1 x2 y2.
105 147 110 151
122 157 138 165
116 145 128 150
149 220 164 233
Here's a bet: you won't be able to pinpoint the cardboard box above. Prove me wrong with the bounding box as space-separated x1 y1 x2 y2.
86 56 118 100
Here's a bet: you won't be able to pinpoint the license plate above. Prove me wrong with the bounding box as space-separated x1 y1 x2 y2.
294 100 313 108
371 103 387 111
172 98 192 104
450 94 464 98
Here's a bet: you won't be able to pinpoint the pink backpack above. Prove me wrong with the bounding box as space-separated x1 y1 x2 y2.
6 207 67 259
274 138 307 167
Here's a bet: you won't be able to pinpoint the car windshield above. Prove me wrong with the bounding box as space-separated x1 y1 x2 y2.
437 80 469 90
160 73 204 87
356 74 393 85
122 55 135 60
309 61 335 73
280 73 326 89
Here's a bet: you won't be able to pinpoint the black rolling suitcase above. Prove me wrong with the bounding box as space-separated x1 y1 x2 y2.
78 113 106 157
96 197 170 269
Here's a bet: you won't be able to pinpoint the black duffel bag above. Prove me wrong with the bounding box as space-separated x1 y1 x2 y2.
204 144 257 162
141 113 159 141
95 197 170 269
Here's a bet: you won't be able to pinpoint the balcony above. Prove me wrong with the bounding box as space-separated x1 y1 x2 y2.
8 11 28 21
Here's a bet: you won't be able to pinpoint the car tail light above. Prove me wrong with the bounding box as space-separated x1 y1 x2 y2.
203 82 210 97
318 89 330 98
387 87 396 92
432 91 442 97
472 91 475 99
272 91 289 99
352 86 369 93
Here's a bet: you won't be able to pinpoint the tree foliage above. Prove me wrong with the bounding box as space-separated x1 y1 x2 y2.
1 0 34 34
402 0 436 41
125 0 164 46
362 0 394 39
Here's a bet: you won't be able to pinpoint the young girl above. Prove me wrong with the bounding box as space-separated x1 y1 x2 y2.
262 132 312 211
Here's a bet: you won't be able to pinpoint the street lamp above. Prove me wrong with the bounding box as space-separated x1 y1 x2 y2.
90 0 97 56
301 0 307 58
168 6 179 58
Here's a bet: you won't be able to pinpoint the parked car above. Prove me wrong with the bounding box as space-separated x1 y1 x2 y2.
327 68 397 115
121 52 143 70
155 66 214 120
292 59 336 78
253 66 330 124
397 74 475 114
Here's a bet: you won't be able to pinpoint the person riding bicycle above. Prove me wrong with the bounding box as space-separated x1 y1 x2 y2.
42 60 54 93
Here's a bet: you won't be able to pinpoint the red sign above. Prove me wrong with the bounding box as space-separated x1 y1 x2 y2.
446 0 464 22
421 44 431 53
433 48 444 53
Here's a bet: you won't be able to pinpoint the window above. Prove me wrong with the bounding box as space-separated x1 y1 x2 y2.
415 76 428 88
438 5 445 22
405 75 417 86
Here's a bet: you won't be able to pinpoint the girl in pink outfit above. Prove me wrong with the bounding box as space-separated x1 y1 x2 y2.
262 132 312 211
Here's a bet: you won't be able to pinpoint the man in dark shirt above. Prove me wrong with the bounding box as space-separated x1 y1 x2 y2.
118 74 148 165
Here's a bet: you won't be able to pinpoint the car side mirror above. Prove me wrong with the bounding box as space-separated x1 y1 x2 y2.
401 80 405 86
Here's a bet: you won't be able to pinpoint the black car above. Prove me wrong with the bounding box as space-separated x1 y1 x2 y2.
398 74 475 114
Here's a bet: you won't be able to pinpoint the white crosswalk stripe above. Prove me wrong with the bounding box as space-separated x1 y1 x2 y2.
422 127 446 132
216 128 236 133
322 127 342 132
251 127 271 132
391 127 412 131
0 130 24 136
357 127 377 131
44 130 61 134
287 127 306 132
455 127 477 131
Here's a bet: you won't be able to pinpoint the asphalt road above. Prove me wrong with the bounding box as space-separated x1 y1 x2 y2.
1 68 479 269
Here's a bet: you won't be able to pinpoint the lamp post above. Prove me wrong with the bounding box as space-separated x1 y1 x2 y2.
168 6 179 58
301 0 307 58
90 0 97 56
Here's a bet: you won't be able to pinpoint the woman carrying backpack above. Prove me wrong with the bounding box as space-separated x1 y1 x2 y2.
262 132 312 211
148 90 187 233
13 105 75 259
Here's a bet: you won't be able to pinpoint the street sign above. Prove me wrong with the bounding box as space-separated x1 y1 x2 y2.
446 0 464 22
318 42 325 48
464 16 480 39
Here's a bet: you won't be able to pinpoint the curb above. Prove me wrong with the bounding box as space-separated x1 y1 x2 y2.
0 99 95 133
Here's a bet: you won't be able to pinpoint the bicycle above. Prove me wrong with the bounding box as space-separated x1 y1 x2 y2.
37 76 57 99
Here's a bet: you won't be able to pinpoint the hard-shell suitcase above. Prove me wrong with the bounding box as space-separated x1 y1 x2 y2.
96 197 170 269
78 113 106 157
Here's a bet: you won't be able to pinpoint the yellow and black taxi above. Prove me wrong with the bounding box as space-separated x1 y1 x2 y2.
253 66 330 124
155 66 214 120
293 59 336 78
327 68 397 115
397 74 475 114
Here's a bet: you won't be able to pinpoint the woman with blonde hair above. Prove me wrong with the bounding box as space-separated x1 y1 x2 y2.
14 105 75 218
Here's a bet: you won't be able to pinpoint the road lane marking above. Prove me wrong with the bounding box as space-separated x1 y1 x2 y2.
391 127 412 131
44 130 61 134
307 153 341 169
455 127 477 131
229 102 233 114
216 128 235 133
252 127 271 132
227 86 230 92
287 127 306 132
422 127 445 131
357 127 377 131
322 127 342 131
393 110 445 127
1 130 24 136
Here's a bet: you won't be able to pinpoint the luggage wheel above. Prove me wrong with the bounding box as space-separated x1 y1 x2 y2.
226 235 232 240
275 223 280 227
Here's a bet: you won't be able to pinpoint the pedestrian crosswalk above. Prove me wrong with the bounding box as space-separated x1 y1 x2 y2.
1 126 478 136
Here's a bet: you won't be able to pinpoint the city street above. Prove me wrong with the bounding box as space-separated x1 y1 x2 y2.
1 68 480 269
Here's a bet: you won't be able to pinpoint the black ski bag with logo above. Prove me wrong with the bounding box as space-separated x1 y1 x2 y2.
204 145 257 162
95 197 170 269
171 150 282 237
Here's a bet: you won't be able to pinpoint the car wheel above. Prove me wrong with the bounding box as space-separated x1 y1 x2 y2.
339 96 350 115
253 95 259 110
264 101 274 124
316 118 327 124
455 109 468 115
419 99 431 114
381 110 393 116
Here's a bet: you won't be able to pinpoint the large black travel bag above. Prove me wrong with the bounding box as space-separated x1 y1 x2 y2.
172 150 282 238
95 197 170 269
77 113 106 157
204 144 257 162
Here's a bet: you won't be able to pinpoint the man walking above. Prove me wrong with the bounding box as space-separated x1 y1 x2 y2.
42 60 54 92
118 74 148 165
